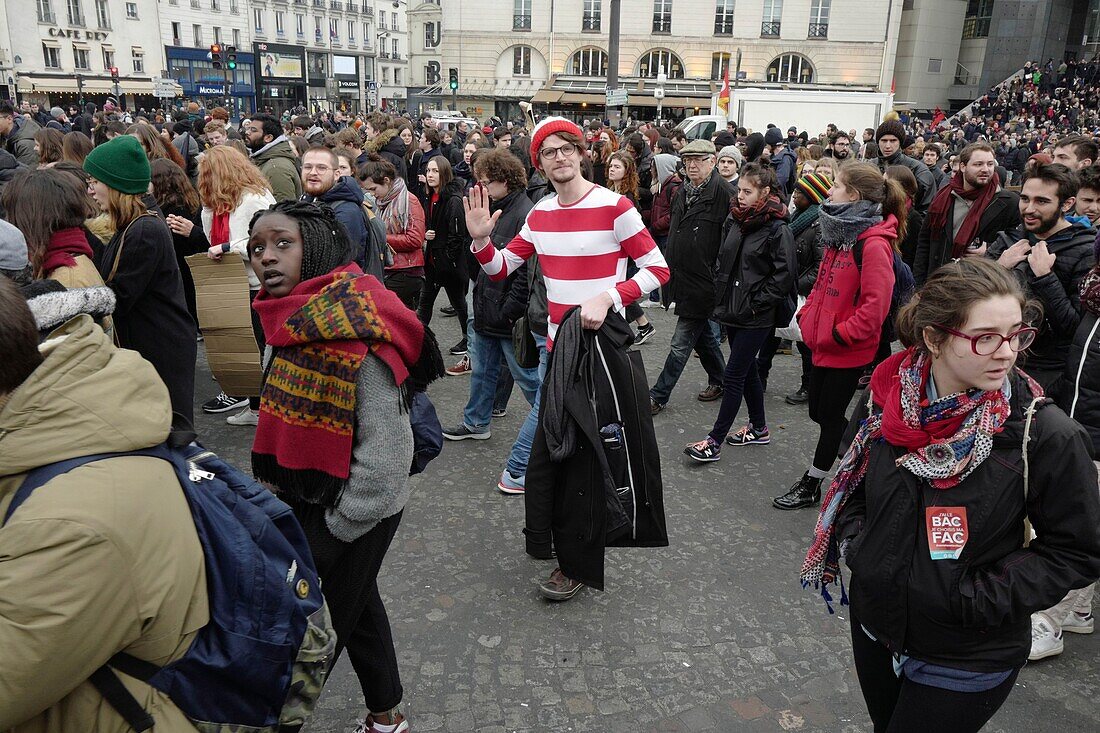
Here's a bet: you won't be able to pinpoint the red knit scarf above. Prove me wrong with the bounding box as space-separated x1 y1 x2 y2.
209 211 230 247
251 264 423 505
927 171 1000 259
42 227 93 275
730 195 788 233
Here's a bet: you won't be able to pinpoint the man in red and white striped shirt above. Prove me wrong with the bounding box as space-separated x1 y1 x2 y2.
465 117 669 351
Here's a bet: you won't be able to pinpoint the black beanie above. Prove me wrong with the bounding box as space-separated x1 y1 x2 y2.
876 119 906 143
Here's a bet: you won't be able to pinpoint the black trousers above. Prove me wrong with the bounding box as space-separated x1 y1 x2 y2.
850 614 1019 733
292 502 405 714
807 364 867 472
417 272 468 339
384 270 425 313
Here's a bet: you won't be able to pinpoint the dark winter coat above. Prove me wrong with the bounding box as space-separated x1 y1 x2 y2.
0 149 25 217
95 213 196 434
869 151 937 212
913 188 1019 284
649 175 681 238
472 189 533 338
409 147 443 204
1061 307 1100 455
899 206 925 269
366 128 408 181
525 309 668 590
989 222 1096 392
712 213 796 329
664 172 734 320
838 373 1100 672
794 219 824 297
423 179 468 286
304 176 370 268
3 115 40 168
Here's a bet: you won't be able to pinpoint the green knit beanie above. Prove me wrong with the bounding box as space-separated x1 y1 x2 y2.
83 135 151 195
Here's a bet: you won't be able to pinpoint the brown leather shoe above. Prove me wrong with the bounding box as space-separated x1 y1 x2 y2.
539 567 584 601
697 385 723 402
650 398 664 415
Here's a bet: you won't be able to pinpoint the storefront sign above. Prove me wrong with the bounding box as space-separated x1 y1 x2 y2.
48 27 108 42
197 85 226 95
338 80 359 89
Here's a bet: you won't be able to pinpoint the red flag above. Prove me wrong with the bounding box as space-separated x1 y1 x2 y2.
931 106 945 128
717 63 730 115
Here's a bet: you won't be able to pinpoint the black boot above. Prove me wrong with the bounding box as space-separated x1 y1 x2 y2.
773 472 822 510
785 385 810 405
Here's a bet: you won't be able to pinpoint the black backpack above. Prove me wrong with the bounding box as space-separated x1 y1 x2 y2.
851 239 916 342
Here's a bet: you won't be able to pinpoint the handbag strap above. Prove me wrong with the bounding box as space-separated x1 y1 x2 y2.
106 212 158 283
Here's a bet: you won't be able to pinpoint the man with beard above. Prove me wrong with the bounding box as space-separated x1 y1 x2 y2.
299 146 375 277
868 119 936 212
826 131 852 162
914 142 1020 285
988 163 1096 396
243 113 302 202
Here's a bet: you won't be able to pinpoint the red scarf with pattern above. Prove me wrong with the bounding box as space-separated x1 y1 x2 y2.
251 264 423 505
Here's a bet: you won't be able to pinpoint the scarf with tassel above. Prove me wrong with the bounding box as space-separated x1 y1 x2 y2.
800 348 1041 611
377 176 412 237
251 264 424 505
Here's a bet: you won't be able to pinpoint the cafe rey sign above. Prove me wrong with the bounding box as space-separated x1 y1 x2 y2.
48 27 109 42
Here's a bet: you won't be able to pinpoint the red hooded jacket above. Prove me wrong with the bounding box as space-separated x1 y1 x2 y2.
799 214 897 368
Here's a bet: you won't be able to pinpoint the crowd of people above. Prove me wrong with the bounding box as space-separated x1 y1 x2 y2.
1 71 1100 733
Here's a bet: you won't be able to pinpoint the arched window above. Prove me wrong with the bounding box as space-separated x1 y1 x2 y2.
767 53 814 83
569 47 608 76
637 49 684 78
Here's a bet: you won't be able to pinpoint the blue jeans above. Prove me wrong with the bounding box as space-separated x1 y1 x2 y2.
708 326 770 443
462 328 540 432
650 315 726 406
505 334 549 477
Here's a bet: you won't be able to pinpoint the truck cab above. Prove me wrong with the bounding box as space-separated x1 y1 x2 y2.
675 115 728 141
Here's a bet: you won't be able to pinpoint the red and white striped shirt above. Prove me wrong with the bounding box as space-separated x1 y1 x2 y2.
473 185 670 349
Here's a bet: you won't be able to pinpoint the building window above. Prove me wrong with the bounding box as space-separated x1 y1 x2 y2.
276 11 285 35
348 20 355 41
133 50 144 73
37 0 55 24
379 9 386 30
714 0 733 35
211 0 220 10
392 38 399 58
315 16 322 40
43 44 61 68
767 52 813 83
296 14 304 36
394 68 401 85
513 0 531 30
213 26 222 44
928 57 943 73
381 67 389 85
638 49 684 78
67 0 84 26
363 23 370 46
254 8 263 33
125 1 137 19
74 46 90 69
711 51 731 80
761 0 782 37
233 28 240 46
569 47 607 76
426 61 440 85
962 0 994 39
94 0 109 28
171 22 181 45
424 21 440 49
583 0 600 31
330 18 339 39
652 0 671 33
193 24 202 46
809 0 829 38
513 45 532 76
102 47 115 69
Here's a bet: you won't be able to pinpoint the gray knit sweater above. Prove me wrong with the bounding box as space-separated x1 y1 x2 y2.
325 353 413 541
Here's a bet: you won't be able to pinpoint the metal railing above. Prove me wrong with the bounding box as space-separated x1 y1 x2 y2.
513 14 531 30
380 50 391 58
38 9 56 23
761 21 780 38
808 22 828 39
954 62 979 86
330 1 342 11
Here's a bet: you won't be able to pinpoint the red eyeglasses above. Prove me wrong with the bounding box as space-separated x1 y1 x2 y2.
934 324 1038 356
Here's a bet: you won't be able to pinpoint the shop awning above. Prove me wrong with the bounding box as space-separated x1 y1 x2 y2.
559 92 597 104
530 88 563 104
17 77 77 93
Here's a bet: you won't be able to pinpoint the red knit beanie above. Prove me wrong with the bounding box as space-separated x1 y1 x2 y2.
530 116 584 169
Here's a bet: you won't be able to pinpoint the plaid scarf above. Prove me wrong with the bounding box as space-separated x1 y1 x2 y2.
251 264 424 506
730 195 788 233
378 176 412 236
800 348 1040 611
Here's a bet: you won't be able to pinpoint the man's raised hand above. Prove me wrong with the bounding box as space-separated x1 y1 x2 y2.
464 184 502 246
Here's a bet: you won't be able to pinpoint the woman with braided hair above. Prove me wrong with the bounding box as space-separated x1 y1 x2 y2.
248 200 434 733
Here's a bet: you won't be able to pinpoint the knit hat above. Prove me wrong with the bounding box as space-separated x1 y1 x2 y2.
83 135 151 195
0 218 28 270
876 119 906 142
717 145 743 166
764 127 784 147
529 116 584 169
50 106 65 119
796 172 832 205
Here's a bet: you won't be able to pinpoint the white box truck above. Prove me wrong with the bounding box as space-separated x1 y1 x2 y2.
676 88 894 140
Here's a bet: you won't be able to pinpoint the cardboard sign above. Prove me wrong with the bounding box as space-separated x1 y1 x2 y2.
926 506 969 560
186 254 263 397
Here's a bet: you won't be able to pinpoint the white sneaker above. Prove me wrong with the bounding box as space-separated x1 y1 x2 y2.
226 407 259 426
1029 613 1064 660
1061 610 1094 635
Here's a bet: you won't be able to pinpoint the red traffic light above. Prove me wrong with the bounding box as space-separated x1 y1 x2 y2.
211 44 222 54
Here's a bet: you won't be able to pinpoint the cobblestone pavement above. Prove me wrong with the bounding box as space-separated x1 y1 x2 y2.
195 305 1099 732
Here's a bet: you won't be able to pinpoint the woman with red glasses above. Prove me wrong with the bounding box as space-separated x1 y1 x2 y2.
801 257 1100 733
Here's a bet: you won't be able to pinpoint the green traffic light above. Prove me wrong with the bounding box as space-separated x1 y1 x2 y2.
228 61 237 70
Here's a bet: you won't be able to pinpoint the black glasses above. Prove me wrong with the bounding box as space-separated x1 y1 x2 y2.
934 325 1038 355
539 142 577 160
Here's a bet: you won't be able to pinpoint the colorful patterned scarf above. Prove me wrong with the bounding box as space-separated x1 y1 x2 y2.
377 176 412 237
800 348 1041 610
730 195 788 233
1080 265 1100 316
251 264 424 506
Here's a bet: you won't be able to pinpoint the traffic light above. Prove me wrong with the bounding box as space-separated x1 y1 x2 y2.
448 67 458 92
210 44 223 70
109 66 119 84
225 45 237 70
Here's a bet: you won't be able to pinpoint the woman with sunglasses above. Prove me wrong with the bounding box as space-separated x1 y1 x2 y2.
802 257 1100 733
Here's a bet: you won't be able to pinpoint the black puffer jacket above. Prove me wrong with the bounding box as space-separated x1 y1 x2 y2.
913 188 1019 284
989 222 1096 392
712 213 796 329
839 372 1100 672
1060 289 1100 454
472 188 533 338
664 172 734 320
869 151 937 212
793 218 824 297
